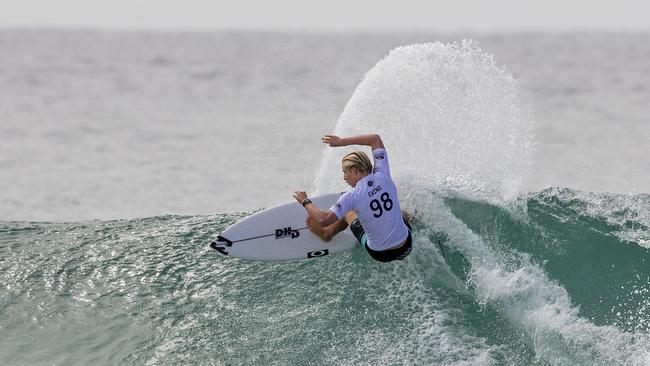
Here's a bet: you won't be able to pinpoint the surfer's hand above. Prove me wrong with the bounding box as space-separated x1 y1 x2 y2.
293 191 308 204
322 135 344 147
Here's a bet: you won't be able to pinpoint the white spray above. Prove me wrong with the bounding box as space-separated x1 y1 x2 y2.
314 40 534 206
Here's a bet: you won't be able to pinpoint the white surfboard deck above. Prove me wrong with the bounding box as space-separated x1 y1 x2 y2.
210 192 357 261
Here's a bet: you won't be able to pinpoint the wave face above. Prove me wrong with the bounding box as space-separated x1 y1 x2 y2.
1 189 649 365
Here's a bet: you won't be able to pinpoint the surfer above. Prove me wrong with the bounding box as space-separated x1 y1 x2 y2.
293 133 412 262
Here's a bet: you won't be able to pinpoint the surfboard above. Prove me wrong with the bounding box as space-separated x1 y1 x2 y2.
210 192 357 261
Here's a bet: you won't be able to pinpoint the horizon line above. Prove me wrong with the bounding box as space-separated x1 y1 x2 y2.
1 25 649 36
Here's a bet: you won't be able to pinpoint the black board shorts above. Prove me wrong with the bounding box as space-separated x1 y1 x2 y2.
349 218 413 262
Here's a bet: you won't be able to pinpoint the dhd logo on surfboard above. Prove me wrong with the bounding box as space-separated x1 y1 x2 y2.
275 227 299 239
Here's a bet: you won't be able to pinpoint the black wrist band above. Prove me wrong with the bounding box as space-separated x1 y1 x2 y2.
302 199 312 207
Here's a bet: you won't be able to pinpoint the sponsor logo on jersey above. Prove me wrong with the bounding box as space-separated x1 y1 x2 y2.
275 227 300 239
374 153 384 160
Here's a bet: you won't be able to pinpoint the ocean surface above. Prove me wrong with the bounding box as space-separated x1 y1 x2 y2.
1 30 649 365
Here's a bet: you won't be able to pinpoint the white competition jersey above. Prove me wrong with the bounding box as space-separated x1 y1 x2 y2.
329 148 409 251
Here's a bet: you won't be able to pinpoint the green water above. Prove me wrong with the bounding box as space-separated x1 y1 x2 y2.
1 189 649 365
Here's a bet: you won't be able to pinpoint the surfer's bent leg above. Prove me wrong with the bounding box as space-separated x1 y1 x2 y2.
350 213 413 261
346 212 369 253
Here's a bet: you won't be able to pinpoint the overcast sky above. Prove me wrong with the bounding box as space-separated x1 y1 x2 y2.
0 0 648 33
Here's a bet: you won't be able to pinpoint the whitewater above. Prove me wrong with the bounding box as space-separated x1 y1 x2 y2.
1 31 649 365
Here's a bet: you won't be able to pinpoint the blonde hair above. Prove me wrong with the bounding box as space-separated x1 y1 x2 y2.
342 151 372 174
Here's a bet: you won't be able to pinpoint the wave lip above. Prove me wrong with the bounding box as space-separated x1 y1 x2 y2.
532 187 650 248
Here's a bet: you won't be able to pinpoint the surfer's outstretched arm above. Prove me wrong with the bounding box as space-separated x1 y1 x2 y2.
322 134 384 150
